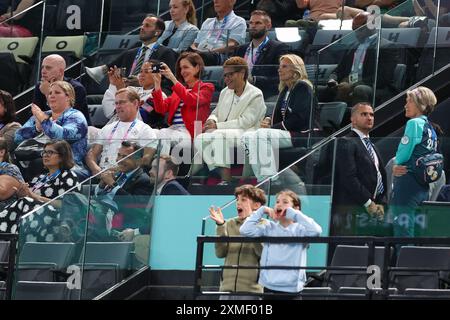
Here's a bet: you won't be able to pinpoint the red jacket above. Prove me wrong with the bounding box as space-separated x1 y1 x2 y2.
152 81 214 139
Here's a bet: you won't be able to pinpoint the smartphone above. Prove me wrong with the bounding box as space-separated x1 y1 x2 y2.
115 67 127 77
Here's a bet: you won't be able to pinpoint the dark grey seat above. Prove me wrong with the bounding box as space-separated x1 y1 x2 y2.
18 242 76 281
79 242 134 299
325 245 388 292
404 288 450 299
14 281 70 300
318 101 347 133
391 246 450 293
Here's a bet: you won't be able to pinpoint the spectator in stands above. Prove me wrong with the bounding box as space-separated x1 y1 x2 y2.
0 140 79 241
93 141 153 242
86 14 178 92
157 0 199 53
190 0 247 65
15 81 89 180
240 189 322 299
0 137 24 211
331 102 387 235
85 87 158 175
152 52 214 157
241 54 320 183
193 57 266 184
255 0 304 27
0 90 20 151
149 154 189 195
102 61 167 129
323 12 399 106
209 184 266 299
33 54 90 125
234 10 289 100
390 87 439 237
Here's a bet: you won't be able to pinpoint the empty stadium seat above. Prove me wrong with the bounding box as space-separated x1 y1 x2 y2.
324 245 388 292
0 52 26 96
404 288 450 298
391 246 450 293
0 37 39 63
79 242 134 299
380 28 421 48
18 242 76 281
14 281 70 300
305 64 337 85
42 35 86 59
318 101 347 133
100 34 140 51
201 66 224 102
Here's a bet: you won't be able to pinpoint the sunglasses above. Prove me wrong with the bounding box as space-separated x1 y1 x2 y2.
41 150 60 156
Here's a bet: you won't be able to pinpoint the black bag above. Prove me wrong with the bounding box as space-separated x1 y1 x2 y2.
414 152 444 186
13 138 45 161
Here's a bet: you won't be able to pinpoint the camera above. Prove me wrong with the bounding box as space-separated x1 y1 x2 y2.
115 67 127 77
151 62 163 73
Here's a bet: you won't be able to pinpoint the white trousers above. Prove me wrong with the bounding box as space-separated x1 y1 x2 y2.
194 129 245 171
241 128 293 182
157 126 192 159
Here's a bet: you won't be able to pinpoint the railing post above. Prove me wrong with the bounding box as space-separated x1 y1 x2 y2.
193 236 205 299
5 235 18 300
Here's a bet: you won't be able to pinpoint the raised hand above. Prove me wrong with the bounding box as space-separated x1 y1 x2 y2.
209 206 225 225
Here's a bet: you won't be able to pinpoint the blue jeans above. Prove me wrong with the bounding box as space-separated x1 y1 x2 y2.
391 172 429 237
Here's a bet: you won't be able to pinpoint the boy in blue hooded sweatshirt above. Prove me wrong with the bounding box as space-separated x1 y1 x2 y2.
240 189 322 299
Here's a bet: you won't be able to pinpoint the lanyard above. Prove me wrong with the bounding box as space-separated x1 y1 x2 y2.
107 119 138 143
31 169 61 193
244 36 269 66
207 13 230 44
130 43 160 76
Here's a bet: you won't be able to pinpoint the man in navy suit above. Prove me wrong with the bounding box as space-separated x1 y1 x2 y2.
331 102 387 236
150 154 190 195
95 141 153 241
234 10 289 99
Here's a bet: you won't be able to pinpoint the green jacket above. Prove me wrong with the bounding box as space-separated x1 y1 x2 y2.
215 217 263 293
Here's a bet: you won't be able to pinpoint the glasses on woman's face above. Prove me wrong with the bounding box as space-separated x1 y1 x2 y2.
41 150 60 157
223 71 237 79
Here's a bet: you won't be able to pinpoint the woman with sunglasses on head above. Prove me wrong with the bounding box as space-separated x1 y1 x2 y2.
0 140 78 242
152 52 214 156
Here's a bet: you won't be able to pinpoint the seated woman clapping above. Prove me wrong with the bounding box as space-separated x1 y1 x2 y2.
0 140 79 241
151 52 214 157
14 81 88 180
0 138 24 211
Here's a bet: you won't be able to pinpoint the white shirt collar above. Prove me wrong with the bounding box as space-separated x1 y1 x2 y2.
352 127 370 139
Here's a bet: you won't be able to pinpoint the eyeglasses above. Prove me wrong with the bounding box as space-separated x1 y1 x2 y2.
41 150 60 156
115 99 130 106
223 71 237 79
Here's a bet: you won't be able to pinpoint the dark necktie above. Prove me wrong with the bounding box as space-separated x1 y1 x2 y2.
132 46 148 76
363 137 384 196
162 27 177 47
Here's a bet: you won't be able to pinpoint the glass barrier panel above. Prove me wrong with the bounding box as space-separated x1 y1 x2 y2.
10 138 157 300
0 1 44 97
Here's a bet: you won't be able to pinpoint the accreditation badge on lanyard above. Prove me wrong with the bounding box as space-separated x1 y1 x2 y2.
204 14 230 50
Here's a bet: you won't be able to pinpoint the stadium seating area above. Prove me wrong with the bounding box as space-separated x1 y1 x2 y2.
0 0 449 300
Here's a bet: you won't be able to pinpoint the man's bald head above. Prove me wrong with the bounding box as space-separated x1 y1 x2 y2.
41 54 66 82
352 12 369 31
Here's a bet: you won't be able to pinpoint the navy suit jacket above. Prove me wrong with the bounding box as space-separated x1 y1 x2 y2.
234 39 289 98
332 130 387 210
160 179 190 195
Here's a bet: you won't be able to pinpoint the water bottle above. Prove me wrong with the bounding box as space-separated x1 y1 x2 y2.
303 9 310 20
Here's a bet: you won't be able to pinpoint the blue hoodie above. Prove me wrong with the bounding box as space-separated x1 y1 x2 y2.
240 207 322 293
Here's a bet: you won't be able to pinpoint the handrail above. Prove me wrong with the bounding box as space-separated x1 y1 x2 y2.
0 0 44 25
194 235 450 300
